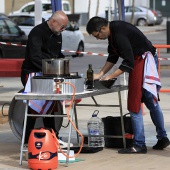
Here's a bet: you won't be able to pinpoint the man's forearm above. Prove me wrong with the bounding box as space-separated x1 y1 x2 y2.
99 61 114 76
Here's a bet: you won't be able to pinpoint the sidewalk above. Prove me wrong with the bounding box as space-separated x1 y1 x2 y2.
79 17 167 35
0 77 170 169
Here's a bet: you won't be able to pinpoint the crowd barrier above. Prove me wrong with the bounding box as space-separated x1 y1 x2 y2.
0 42 170 92
154 44 170 93
0 59 24 77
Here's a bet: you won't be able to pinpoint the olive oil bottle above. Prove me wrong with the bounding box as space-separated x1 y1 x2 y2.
86 64 94 89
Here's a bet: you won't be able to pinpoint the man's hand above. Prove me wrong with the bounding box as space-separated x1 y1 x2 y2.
94 73 102 80
101 69 124 80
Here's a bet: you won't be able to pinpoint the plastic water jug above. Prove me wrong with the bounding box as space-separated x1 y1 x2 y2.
87 110 105 147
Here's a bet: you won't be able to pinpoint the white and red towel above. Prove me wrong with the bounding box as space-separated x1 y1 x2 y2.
142 52 161 100
24 73 52 115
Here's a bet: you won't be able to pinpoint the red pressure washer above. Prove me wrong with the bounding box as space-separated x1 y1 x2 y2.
28 128 58 170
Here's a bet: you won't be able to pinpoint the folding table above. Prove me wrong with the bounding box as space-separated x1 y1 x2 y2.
15 85 128 166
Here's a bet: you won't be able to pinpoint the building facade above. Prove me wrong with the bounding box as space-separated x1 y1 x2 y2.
1 0 170 21
2 0 73 15
3 0 32 15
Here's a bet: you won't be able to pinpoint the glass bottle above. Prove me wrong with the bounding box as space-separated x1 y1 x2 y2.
86 64 94 90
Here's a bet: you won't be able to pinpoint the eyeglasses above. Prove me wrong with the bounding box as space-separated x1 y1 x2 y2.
54 19 67 30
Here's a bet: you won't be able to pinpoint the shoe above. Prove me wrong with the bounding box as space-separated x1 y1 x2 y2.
153 137 170 150
58 139 73 148
118 145 147 154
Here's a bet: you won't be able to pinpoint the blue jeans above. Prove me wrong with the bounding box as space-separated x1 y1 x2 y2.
130 53 167 147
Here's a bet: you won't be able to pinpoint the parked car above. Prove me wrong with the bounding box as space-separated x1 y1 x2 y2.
110 6 163 26
0 14 27 58
9 0 71 15
8 13 85 57
0 13 9 19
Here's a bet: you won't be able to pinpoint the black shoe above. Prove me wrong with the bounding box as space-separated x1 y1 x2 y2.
153 137 170 150
118 145 147 154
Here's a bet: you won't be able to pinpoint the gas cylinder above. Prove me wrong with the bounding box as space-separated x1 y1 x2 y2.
28 128 58 170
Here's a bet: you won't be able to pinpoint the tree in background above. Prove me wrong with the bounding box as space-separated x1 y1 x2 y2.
131 0 135 25
96 0 100 16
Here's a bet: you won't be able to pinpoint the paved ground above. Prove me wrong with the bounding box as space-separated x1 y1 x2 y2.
0 20 170 170
0 83 170 170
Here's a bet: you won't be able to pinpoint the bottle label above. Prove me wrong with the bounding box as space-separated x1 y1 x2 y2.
89 129 99 135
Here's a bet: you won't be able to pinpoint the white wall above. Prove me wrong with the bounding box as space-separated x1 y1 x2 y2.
75 0 110 18
0 0 5 13
74 0 149 18
74 0 89 13
132 0 149 7
96 0 110 18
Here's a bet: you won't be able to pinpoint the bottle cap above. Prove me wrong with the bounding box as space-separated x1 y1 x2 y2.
92 110 99 117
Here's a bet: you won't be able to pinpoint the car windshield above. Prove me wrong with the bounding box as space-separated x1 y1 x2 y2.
0 19 20 34
5 19 19 34
112 6 142 14
63 3 70 12
9 16 45 26
0 13 8 18
22 5 34 13
22 4 52 12
0 19 9 34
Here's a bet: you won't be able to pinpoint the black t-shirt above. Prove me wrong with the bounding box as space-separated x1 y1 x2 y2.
107 20 156 73
22 21 65 73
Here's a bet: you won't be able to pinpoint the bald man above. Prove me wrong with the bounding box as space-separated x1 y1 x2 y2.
21 11 69 144
21 11 68 76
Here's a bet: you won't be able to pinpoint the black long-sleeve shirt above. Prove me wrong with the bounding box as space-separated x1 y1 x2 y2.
107 21 156 73
22 21 65 73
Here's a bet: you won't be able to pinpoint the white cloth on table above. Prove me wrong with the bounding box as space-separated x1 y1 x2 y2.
142 51 161 100
24 72 53 115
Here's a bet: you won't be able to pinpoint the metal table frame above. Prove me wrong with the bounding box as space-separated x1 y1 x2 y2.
15 85 128 166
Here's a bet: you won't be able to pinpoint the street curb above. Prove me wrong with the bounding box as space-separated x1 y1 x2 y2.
142 28 166 34
81 27 166 36
160 65 170 69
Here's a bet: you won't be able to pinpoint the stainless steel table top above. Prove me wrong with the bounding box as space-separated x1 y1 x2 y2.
15 85 128 101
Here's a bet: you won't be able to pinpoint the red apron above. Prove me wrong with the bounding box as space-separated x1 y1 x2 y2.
128 56 145 113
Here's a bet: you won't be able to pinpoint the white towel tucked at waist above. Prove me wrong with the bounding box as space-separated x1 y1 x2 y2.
24 72 52 115
142 51 161 100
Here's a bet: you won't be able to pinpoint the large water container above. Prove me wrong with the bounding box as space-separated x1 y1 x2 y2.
87 110 105 147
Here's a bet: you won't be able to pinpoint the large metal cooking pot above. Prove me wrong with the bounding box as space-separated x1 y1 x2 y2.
42 58 70 76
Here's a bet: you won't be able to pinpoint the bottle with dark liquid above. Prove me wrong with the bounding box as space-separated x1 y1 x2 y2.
86 64 94 90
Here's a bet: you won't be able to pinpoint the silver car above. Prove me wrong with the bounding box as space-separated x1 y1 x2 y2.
112 6 163 26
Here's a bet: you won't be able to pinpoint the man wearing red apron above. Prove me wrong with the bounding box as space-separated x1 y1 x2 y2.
86 16 170 153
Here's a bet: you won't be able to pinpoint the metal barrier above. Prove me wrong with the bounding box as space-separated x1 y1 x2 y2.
142 44 170 115
154 44 170 93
